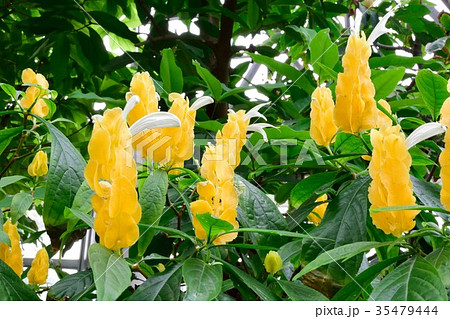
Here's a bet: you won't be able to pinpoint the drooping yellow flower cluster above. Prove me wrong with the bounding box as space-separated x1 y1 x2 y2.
0 219 23 276
334 33 377 134
368 125 419 237
27 248 49 285
309 87 338 147
126 72 211 169
190 109 254 245
85 108 141 251
28 150 48 177
439 82 450 210
307 194 329 226
19 68 50 117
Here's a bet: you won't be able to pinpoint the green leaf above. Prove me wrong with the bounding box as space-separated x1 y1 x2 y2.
65 207 94 228
247 0 259 29
89 11 138 43
71 180 94 214
10 192 33 223
309 29 338 82
300 175 370 283
290 171 338 207
416 69 449 120
371 256 447 301
236 175 288 247
67 90 124 106
0 127 22 155
295 241 394 280
411 176 448 221
197 213 234 242
88 243 131 301
371 67 405 100
0 259 40 301
278 280 328 301
425 36 450 54
138 170 169 256
183 258 223 301
193 61 222 99
215 257 279 301
0 83 16 99
47 270 95 301
369 56 443 69
0 175 26 191
333 255 407 301
160 48 183 93
50 33 70 87
127 263 183 301
0 230 11 246
247 53 315 94
39 119 86 227
426 246 450 288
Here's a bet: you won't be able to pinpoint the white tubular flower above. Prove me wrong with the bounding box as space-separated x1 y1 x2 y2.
244 102 270 121
405 122 447 149
122 95 141 119
247 123 275 142
92 114 103 123
191 96 214 111
367 4 399 45
128 112 181 136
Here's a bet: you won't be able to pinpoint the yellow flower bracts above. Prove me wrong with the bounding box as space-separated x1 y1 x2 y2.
125 72 158 125
368 125 419 237
439 82 450 210
190 109 254 244
85 108 141 251
20 68 50 117
307 194 328 226
310 87 338 147
0 219 23 276
264 251 283 274
28 150 48 177
27 248 49 285
334 33 377 134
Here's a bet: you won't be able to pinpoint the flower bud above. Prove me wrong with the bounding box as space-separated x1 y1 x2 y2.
0 219 23 276
307 194 328 226
310 87 337 147
264 251 283 274
20 68 50 117
27 248 49 285
28 150 48 177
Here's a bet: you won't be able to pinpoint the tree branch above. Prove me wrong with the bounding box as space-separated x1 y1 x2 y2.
136 0 165 36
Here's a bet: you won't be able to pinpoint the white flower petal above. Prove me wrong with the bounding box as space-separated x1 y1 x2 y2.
405 122 446 149
92 115 103 123
244 102 270 121
122 95 140 119
155 92 160 101
247 123 276 142
367 4 399 45
191 96 214 111
129 112 181 136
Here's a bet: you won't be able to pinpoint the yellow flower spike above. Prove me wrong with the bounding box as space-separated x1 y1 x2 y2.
310 87 338 147
126 72 159 125
86 108 141 251
368 125 419 237
376 99 393 128
307 194 328 226
86 105 180 251
264 251 283 274
0 219 23 276
439 82 450 210
334 33 377 134
27 248 49 285
19 68 50 117
28 150 48 177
